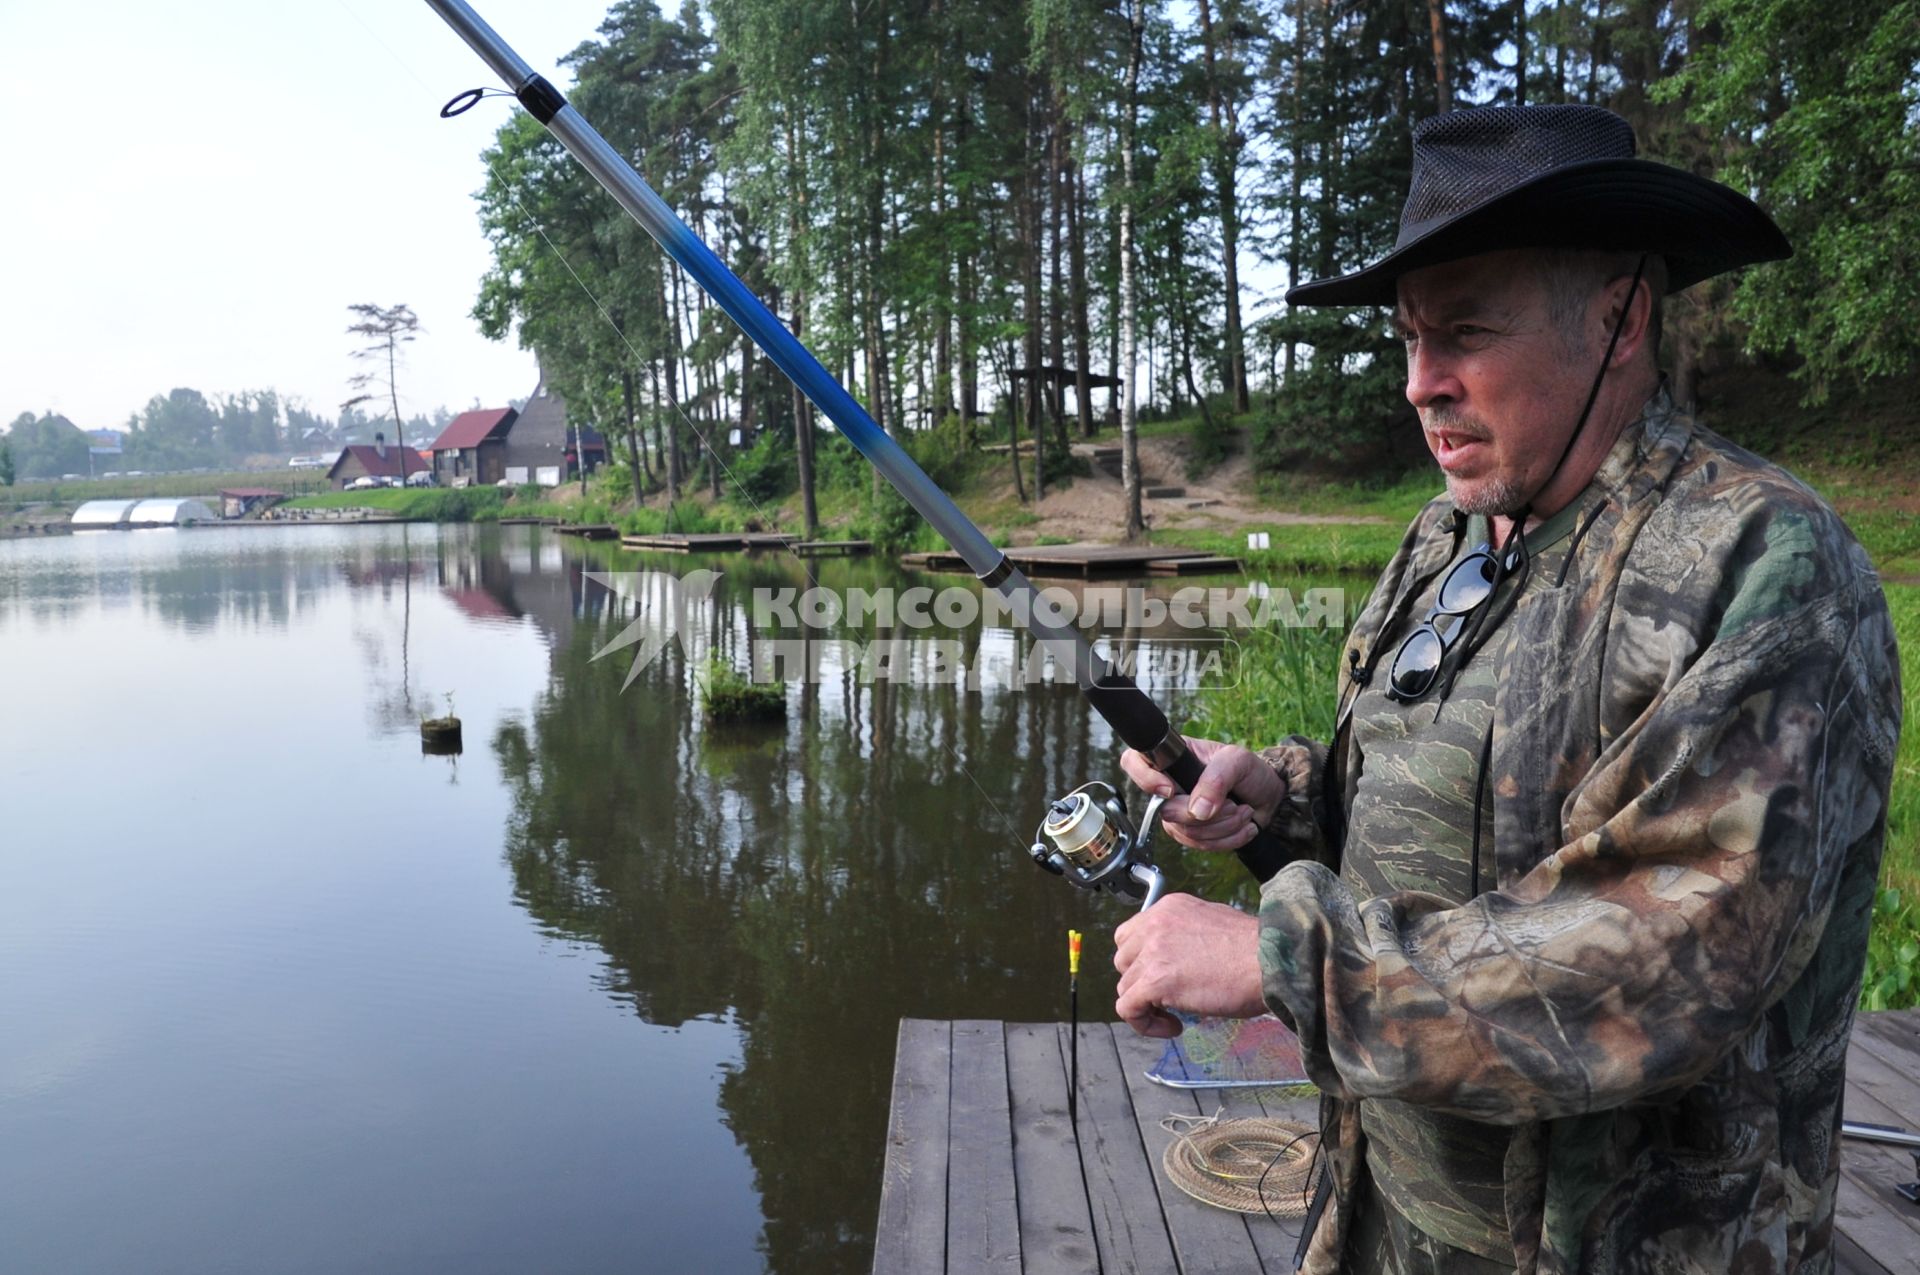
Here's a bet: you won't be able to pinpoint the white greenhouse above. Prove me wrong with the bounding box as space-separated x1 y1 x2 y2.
71 498 218 530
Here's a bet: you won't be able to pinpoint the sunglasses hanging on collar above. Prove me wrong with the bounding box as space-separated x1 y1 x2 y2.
1384 540 1524 702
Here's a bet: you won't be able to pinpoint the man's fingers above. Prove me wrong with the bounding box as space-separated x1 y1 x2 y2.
1186 749 1254 822
1119 748 1178 797
1124 1008 1184 1039
1157 798 1258 852
1115 966 1182 1038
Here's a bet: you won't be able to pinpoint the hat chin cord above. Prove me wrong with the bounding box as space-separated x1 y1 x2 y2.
1439 253 1651 899
1505 252 1650 531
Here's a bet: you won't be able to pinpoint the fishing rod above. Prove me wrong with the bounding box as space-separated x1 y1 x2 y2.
422 0 1288 901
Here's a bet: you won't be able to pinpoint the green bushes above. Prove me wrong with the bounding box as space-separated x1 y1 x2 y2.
728 430 797 505
285 487 504 520
1862 888 1920 1011
698 656 786 724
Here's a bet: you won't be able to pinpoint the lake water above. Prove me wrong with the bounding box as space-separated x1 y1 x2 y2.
0 523 1300 1274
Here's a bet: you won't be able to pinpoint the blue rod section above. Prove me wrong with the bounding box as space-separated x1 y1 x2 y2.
422 0 1005 578
421 0 1293 885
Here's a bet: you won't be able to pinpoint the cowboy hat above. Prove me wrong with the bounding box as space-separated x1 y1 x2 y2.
1286 104 1791 307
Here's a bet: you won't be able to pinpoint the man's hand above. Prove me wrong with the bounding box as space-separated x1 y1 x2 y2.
1119 738 1285 853
1113 894 1267 1038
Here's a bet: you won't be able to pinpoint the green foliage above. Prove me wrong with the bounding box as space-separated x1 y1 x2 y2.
698 656 787 724
1862 889 1920 1012
5 411 90 480
729 429 797 505
1185 406 1236 478
1658 0 1920 397
0 441 14 487
284 488 505 521
618 502 735 535
1257 308 1412 472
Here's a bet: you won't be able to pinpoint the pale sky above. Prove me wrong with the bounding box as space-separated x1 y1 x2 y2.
1 0 617 433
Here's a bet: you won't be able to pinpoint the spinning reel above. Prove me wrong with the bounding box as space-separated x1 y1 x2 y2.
1029 781 1169 910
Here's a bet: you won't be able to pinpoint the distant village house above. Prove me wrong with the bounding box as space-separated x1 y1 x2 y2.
426 373 605 488
429 408 516 486
327 434 432 489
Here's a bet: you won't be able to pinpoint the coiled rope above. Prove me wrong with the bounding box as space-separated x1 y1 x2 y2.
1159 1112 1319 1218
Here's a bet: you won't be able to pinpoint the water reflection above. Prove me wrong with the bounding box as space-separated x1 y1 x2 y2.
0 524 1344 1275
486 540 1328 1272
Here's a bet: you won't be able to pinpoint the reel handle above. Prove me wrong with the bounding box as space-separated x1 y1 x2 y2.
1130 863 1169 909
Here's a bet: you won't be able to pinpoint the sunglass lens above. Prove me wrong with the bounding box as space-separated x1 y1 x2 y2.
1437 552 1497 613
1389 626 1444 699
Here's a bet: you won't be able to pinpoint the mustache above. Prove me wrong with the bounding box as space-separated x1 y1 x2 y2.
1421 407 1488 440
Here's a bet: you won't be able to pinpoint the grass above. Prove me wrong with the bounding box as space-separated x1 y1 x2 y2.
284 487 504 521
5 469 333 506
698 656 787 725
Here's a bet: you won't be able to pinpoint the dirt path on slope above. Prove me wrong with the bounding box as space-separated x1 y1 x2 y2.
985 433 1389 545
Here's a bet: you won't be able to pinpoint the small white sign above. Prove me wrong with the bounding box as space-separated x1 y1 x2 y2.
505 466 530 484
1247 531 1271 550
535 466 562 488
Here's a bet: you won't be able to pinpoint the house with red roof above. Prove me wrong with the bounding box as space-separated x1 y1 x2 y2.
326 434 433 489
429 407 518 486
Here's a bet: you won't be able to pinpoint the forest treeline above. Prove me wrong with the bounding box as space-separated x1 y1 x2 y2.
2 393 457 483
471 0 1917 531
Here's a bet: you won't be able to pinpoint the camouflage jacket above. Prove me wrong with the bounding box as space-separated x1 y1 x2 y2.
1254 391 1903 1274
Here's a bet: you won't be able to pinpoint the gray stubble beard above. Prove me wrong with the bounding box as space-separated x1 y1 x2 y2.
1446 473 1531 517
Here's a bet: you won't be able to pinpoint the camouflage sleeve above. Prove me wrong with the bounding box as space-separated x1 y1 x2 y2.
1256 736 1339 868
1256 507 1902 1125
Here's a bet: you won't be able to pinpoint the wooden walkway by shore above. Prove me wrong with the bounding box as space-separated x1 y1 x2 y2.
620 531 798 552
875 1012 1920 1274
900 542 1243 579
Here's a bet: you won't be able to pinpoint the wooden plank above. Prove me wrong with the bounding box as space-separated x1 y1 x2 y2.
1833 1226 1895 1275
1004 1023 1100 1275
1146 556 1243 576
1067 1022 1181 1274
1112 1026 1273 1272
947 1021 1021 1274
1834 1169 1920 1272
794 540 872 557
874 1019 952 1275
1836 1070 1920 1261
1855 1010 1920 1081
1844 1025 1920 1133
1859 1008 1920 1053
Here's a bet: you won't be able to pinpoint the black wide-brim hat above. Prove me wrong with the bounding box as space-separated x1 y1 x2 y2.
1287 104 1791 307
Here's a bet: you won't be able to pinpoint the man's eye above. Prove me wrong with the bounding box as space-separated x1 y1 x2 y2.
1455 325 1487 338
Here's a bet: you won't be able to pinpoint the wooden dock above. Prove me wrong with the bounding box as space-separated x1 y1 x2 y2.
874 1012 1920 1274
793 539 873 557
552 523 620 540
900 542 1243 579
620 531 799 553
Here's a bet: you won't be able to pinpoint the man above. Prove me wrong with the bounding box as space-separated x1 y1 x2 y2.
1113 104 1902 1274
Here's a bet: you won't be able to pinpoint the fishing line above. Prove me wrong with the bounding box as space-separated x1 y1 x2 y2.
420 1 1300 891
332 0 1031 846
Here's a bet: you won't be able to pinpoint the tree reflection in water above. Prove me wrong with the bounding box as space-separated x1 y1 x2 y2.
485 547 1179 1274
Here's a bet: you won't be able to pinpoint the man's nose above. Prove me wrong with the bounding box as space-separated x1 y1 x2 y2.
1405 345 1463 410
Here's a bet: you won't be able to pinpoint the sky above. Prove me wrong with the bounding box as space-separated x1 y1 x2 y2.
1 0 618 433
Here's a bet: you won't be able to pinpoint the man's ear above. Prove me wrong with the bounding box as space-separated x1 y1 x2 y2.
1602 273 1654 370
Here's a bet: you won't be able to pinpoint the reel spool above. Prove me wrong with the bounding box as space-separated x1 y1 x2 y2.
1030 781 1169 909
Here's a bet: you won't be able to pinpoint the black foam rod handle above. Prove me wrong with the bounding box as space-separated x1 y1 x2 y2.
1162 740 1290 884
1087 675 1288 884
